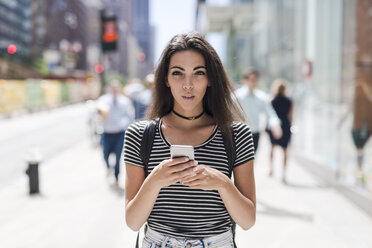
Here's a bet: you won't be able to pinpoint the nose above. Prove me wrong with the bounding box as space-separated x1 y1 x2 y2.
183 77 193 90
183 84 193 90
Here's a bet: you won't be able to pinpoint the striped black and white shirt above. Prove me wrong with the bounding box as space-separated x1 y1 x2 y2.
123 119 254 238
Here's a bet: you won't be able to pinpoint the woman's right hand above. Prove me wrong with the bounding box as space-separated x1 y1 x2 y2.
148 157 198 189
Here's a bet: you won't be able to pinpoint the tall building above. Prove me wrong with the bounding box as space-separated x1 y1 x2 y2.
31 0 47 56
196 0 372 195
131 0 153 76
43 0 88 71
0 0 41 79
1 0 153 80
0 0 32 57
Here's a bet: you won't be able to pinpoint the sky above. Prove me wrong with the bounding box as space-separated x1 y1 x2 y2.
149 0 197 64
149 0 231 65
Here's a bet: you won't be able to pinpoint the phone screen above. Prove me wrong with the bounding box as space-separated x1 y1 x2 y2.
170 145 194 160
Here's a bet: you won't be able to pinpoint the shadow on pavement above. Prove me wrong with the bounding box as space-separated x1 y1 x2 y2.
284 181 331 189
109 184 125 197
257 200 314 222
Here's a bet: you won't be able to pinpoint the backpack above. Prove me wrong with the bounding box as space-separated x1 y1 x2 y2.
136 118 238 248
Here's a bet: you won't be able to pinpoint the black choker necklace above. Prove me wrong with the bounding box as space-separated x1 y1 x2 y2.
172 110 204 120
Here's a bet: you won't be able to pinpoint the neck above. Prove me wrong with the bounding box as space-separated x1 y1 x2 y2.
247 86 255 93
172 109 204 121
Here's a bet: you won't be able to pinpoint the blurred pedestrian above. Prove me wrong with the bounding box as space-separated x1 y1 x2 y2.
267 79 293 184
125 78 149 120
98 80 134 187
352 79 372 186
235 68 282 152
140 73 155 116
123 32 255 247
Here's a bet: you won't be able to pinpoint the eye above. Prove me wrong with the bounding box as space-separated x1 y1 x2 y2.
195 70 206 76
171 70 182 76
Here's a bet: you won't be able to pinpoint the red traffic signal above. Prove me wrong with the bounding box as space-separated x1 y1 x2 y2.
100 9 117 52
103 21 118 43
8 44 16 54
137 52 146 62
95 64 104 74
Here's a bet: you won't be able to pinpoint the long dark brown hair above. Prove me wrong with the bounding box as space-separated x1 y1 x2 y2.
147 31 245 140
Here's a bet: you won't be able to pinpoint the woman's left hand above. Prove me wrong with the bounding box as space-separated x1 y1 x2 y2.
180 165 229 191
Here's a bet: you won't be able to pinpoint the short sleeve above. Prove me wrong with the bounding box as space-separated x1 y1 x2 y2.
123 122 145 167
233 122 255 167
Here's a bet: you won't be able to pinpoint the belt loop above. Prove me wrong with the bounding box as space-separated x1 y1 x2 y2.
161 237 169 248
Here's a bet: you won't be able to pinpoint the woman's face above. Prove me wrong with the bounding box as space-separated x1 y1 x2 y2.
166 50 209 115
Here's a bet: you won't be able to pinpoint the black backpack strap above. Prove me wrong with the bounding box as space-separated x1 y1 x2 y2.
221 123 237 248
135 231 140 248
140 118 159 177
136 119 158 247
221 124 236 178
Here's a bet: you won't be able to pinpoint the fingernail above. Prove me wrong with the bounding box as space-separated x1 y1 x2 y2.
193 167 198 172
194 161 198 166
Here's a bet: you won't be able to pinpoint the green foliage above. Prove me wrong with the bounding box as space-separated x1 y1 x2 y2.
34 57 49 76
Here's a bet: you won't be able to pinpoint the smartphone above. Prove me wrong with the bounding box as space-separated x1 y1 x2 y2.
170 145 194 160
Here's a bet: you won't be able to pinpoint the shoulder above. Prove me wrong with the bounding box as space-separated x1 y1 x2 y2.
272 96 280 103
278 96 292 105
232 122 252 136
231 122 255 166
254 89 268 99
118 94 132 103
126 120 150 136
98 94 110 102
235 85 248 98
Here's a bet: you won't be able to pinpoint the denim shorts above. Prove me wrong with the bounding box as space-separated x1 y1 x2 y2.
142 227 234 248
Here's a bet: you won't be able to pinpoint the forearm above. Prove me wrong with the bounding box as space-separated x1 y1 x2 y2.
218 178 256 230
125 177 161 231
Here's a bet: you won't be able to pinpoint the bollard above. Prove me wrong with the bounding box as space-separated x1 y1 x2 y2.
26 162 40 194
25 147 43 195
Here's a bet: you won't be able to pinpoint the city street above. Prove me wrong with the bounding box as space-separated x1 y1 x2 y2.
1 1 372 247
0 103 91 188
0 104 371 248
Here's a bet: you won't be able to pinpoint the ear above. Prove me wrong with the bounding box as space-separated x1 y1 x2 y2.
165 81 170 87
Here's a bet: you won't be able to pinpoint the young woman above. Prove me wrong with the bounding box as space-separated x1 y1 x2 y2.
123 32 256 248
267 79 293 184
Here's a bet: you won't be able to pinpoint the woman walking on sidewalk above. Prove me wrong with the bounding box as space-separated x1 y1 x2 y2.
267 79 293 184
123 32 256 247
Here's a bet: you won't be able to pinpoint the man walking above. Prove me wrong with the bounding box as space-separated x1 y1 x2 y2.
98 80 134 187
235 68 282 152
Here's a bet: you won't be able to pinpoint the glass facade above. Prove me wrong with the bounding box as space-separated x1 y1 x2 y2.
291 0 372 192
197 0 372 193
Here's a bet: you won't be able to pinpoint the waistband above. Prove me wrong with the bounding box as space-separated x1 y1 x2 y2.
144 227 233 247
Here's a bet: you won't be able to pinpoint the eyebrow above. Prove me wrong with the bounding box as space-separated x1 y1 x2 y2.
170 66 184 71
194 66 206 70
169 65 207 71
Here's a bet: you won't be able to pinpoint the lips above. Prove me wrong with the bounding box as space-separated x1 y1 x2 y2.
182 96 195 100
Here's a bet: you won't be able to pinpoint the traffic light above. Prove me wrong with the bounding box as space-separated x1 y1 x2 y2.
7 44 16 54
137 52 146 62
100 9 118 52
95 64 104 74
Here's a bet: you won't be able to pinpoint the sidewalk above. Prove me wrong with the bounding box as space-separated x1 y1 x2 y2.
0 137 371 248
240 137 372 247
0 140 137 248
